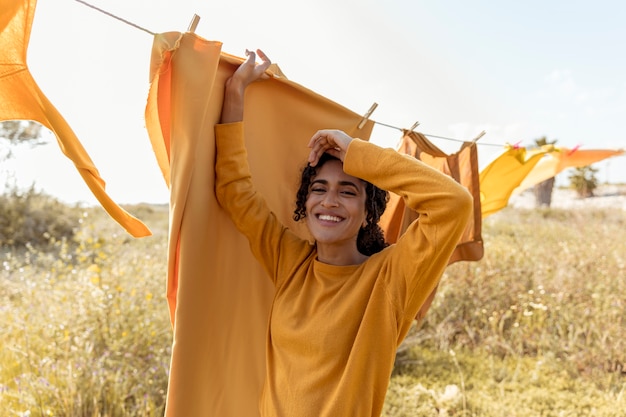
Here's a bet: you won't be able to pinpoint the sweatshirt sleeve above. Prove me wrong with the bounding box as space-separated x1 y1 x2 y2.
343 139 473 319
214 122 307 284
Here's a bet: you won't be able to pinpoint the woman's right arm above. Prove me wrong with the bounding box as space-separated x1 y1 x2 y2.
215 50 306 283
220 49 271 123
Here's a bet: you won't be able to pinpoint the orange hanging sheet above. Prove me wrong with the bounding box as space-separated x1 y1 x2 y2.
380 130 483 264
479 145 548 217
144 31 374 417
514 147 625 194
0 0 150 237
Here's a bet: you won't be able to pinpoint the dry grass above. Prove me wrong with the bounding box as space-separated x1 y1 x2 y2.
1 204 170 416
1 200 625 416
385 206 626 416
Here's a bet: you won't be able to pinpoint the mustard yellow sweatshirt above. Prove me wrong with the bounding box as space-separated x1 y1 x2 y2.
215 122 472 417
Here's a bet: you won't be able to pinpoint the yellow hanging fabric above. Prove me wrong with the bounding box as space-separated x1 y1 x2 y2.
479 145 548 217
144 31 374 417
515 147 625 194
0 0 151 238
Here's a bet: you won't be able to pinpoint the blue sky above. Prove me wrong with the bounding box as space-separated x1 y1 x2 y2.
4 0 625 204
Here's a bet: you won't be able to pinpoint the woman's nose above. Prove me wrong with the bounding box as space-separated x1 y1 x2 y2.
321 192 339 207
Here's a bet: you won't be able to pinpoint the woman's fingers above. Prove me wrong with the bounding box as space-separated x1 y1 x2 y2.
251 49 272 79
307 130 352 166
233 49 272 86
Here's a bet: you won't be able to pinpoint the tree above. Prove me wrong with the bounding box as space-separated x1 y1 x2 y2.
0 121 75 245
0 120 43 143
568 166 598 198
1 120 46 194
0 120 44 160
532 136 558 207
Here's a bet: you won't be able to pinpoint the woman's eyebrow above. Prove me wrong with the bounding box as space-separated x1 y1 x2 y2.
311 179 328 186
338 181 360 189
311 179 359 188
310 178 360 190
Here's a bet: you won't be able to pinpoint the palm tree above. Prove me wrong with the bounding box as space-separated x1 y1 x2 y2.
533 136 558 207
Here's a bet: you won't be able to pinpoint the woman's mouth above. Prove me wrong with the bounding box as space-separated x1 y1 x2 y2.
317 214 343 223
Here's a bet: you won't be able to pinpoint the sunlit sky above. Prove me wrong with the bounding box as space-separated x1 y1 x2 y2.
4 0 625 205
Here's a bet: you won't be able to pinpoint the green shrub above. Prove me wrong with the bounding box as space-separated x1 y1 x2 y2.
0 186 81 247
568 166 599 197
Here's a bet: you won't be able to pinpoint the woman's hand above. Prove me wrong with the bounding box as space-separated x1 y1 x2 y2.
220 49 271 123
307 129 354 166
226 49 272 93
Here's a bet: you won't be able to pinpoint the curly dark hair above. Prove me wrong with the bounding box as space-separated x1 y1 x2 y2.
293 153 389 256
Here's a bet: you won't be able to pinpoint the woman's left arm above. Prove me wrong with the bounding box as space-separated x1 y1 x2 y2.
344 139 473 319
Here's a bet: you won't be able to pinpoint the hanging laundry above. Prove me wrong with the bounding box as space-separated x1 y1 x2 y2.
479 145 549 217
514 147 625 194
381 130 483 263
144 32 375 417
0 0 150 238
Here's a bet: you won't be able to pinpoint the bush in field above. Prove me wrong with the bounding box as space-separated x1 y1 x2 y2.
0 186 80 247
568 165 599 197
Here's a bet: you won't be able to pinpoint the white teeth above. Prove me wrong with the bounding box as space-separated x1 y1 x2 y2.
318 214 342 222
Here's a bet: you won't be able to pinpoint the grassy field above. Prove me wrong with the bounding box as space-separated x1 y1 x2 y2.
1 201 624 416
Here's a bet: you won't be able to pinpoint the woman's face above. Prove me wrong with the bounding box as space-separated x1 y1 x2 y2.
304 159 367 250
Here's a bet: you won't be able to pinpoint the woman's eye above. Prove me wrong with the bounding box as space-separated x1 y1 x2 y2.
311 187 325 193
341 190 357 196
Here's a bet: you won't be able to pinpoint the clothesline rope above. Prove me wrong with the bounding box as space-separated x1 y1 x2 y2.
373 120 504 147
72 0 508 149
73 0 155 35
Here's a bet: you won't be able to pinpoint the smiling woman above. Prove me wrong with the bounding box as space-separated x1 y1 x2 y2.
213 49 473 416
303 157 371 264
294 152 389 263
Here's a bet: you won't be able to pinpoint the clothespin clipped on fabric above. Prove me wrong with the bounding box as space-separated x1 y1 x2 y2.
358 103 378 129
188 14 201 33
472 130 486 142
567 144 581 156
409 121 420 132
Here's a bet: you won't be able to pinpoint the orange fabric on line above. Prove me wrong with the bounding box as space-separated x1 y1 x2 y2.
380 130 483 264
514 147 625 194
478 145 549 217
144 32 374 417
0 0 151 238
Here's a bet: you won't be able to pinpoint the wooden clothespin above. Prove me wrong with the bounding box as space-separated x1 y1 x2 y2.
358 103 378 129
409 121 420 132
188 14 201 33
472 130 486 142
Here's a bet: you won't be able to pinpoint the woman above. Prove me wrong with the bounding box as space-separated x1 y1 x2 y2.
215 49 472 416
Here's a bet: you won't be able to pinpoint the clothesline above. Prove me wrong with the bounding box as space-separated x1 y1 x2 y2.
73 0 155 35
373 120 504 147
72 0 509 150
